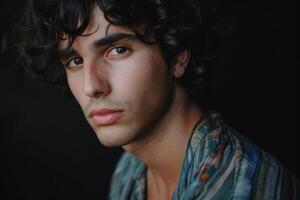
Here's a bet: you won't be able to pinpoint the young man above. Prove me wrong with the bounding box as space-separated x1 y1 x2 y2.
16 0 299 199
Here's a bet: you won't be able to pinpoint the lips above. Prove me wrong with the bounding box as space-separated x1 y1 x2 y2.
89 109 123 126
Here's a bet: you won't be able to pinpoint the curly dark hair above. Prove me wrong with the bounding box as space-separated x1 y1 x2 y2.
16 0 226 102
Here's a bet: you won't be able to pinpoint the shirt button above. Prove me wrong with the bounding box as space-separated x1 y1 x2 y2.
200 172 210 181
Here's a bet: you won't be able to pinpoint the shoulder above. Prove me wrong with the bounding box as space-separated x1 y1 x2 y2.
176 110 300 199
187 121 300 199
231 128 300 199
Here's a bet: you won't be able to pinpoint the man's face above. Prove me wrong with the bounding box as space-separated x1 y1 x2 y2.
60 6 176 147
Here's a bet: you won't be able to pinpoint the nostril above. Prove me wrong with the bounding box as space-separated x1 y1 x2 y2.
84 77 111 98
84 84 103 98
92 91 105 98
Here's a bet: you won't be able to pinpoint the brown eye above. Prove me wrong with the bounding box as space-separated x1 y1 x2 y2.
108 46 130 57
115 47 128 54
66 56 84 68
73 57 83 65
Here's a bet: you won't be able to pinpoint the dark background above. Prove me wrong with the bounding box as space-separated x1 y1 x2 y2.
0 0 298 200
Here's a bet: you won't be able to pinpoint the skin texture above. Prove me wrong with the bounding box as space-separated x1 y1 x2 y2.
61 7 173 147
60 6 204 200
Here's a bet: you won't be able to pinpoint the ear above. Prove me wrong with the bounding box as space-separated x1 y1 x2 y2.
171 48 190 78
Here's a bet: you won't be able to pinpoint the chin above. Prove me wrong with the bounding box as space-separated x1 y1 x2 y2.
93 125 138 148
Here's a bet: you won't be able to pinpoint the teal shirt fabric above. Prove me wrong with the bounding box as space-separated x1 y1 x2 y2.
109 112 300 200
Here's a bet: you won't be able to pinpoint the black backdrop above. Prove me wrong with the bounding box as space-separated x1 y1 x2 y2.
0 1 298 200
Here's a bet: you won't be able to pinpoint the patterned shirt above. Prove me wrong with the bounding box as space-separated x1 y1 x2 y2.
109 112 300 200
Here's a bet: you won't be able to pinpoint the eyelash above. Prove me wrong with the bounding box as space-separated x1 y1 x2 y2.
64 45 132 69
65 57 83 68
106 45 131 57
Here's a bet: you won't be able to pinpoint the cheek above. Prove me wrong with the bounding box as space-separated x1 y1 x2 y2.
112 53 171 110
66 71 86 106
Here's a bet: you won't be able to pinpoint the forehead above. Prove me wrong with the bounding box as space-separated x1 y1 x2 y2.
59 6 134 50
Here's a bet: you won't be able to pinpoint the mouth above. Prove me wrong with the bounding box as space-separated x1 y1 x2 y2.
88 108 124 126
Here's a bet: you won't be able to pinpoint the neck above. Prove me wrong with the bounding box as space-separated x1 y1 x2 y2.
123 85 205 197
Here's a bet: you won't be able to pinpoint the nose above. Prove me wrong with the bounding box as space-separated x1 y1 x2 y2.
83 62 111 98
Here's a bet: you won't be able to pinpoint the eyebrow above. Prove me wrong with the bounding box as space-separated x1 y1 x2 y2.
58 32 138 60
93 32 138 48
